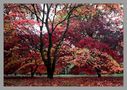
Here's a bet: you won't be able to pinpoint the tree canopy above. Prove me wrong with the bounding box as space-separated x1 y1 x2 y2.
4 3 123 78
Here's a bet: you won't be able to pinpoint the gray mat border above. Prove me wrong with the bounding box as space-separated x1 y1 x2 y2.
0 0 126 90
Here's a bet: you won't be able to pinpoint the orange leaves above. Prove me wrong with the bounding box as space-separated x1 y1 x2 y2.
96 3 122 11
72 4 97 19
4 17 14 31
4 54 22 74
105 4 122 11
58 43 123 75
55 24 65 32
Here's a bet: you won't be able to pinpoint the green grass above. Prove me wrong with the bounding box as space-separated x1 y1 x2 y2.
4 73 123 78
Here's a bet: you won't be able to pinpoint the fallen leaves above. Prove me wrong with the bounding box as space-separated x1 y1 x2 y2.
4 77 123 86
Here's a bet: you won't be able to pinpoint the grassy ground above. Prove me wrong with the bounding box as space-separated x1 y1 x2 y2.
4 77 123 86
4 73 123 77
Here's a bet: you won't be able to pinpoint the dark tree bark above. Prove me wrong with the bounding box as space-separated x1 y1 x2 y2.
95 67 101 77
47 66 53 79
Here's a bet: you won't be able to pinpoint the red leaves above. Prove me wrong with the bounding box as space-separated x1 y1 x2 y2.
77 37 109 50
4 16 11 21
4 3 123 76
36 65 46 74
58 44 123 75
4 77 123 86
13 19 38 25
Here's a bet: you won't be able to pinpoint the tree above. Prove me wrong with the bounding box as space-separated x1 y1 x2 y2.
4 3 83 79
58 45 123 75
4 4 43 77
4 3 123 78
60 3 123 63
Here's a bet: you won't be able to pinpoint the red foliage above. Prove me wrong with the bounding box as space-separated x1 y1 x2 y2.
4 77 123 86
4 3 123 75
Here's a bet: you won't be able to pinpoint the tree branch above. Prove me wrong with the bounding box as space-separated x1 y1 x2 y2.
53 4 82 32
32 4 39 21
45 4 52 34
52 12 71 71
51 4 58 33
51 4 83 71
21 4 42 21
39 4 46 62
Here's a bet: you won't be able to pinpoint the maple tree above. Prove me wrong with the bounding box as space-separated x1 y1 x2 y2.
57 44 123 76
64 4 123 62
4 4 83 78
4 3 123 79
4 4 42 77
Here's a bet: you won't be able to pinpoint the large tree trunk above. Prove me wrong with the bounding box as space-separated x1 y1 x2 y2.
47 71 53 79
97 72 101 78
31 72 34 78
46 65 54 79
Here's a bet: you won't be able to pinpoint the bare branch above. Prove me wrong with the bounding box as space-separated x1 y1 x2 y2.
39 4 46 62
51 4 58 33
45 4 52 34
21 4 42 21
32 4 39 21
